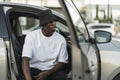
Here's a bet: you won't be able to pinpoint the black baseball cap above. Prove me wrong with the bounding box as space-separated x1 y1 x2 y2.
40 9 56 26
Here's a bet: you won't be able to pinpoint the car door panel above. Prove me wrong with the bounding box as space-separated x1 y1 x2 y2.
0 38 7 80
59 0 99 80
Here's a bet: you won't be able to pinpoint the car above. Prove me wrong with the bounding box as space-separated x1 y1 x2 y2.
87 23 116 36
0 1 119 80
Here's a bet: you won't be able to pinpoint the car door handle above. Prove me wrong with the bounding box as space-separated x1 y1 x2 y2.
86 61 97 73
90 61 97 72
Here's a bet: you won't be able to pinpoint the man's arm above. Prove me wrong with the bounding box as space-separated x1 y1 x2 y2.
48 62 65 75
22 57 32 80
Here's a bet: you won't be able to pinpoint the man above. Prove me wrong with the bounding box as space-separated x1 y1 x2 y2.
22 9 68 80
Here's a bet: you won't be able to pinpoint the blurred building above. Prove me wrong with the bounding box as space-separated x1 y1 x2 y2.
1 0 120 24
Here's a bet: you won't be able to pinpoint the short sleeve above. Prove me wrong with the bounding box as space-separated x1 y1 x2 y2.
58 40 68 63
22 33 33 58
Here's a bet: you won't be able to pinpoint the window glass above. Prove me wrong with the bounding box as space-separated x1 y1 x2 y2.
64 0 92 54
64 0 89 44
0 6 8 38
18 17 39 34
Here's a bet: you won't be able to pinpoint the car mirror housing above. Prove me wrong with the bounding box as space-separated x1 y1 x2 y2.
94 30 112 44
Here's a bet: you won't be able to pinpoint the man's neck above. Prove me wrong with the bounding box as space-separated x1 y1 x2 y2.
42 28 53 37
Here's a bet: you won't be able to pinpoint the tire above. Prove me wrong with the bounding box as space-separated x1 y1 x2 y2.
113 73 120 80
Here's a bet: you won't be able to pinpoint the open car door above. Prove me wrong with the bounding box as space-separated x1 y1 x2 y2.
59 0 101 80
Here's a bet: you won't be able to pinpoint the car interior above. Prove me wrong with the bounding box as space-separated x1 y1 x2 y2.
8 10 72 80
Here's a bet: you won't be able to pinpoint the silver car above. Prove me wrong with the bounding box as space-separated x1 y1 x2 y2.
87 23 116 36
0 0 118 80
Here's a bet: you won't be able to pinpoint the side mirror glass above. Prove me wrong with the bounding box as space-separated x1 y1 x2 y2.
94 30 112 43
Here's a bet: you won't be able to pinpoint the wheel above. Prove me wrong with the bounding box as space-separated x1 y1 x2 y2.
113 73 120 80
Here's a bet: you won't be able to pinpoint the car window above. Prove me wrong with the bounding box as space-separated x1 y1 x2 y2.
18 16 40 35
64 0 89 43
0 6 8 38
64 0 91 54
18 16 69 35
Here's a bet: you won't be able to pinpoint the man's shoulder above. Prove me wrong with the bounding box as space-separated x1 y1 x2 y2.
25 29 41 40
54 32 63 38
27 29 40 36
54 32 66 42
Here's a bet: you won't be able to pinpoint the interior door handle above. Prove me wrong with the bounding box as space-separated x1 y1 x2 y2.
90 61 97 72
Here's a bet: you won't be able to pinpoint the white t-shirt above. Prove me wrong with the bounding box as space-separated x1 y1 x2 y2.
22 29 68 70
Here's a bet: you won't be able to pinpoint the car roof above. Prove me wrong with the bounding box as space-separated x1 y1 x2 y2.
0 2 65 20
0 2 46 10
0 2 67 25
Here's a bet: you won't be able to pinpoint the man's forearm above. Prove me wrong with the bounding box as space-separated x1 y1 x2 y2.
47 62 65 76
22 57 32 80
22 66 31 80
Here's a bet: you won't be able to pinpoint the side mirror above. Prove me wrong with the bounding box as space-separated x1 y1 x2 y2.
94 30 112 43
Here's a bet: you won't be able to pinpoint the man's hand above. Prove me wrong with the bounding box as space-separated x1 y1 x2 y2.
34 70 50 80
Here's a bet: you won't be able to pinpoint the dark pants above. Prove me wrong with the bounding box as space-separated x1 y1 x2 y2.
30 68 67 80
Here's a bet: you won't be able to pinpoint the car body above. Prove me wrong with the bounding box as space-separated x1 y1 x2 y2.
87 23 116 36
0 0 119 80
87 23 120 80
98 37 120 80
